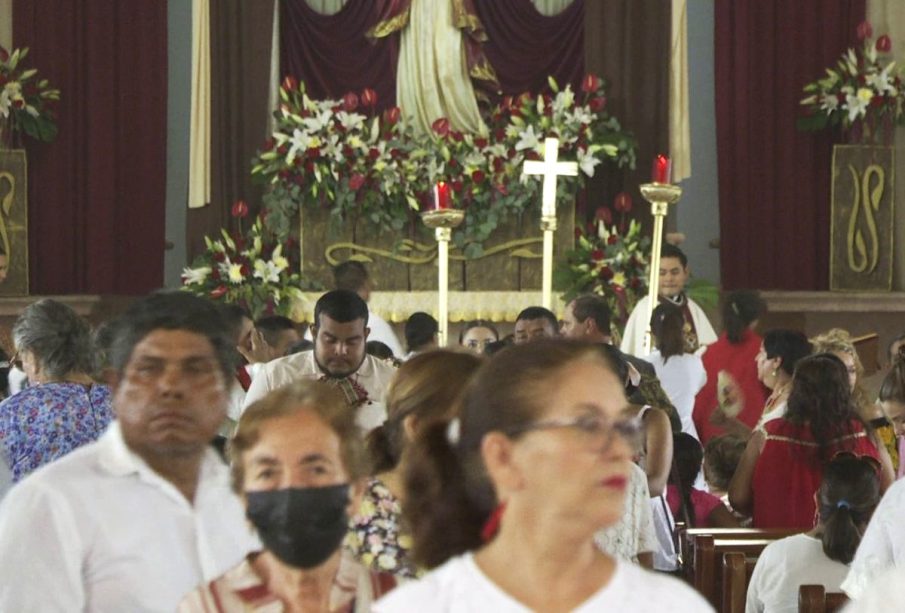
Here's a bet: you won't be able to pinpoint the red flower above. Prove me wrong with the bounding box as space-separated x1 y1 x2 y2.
212 252 225 263
281 75 298 92
231 200 249 218
263 138 275 151
595 206 613 225
607 235 618 245
856 21 873 41
432 117 451 137
450 130 464 142
492 158 504 172
598 266 614 281
12 99 24 109
589 97 606 112
574 227 583 239
384 106 401 125
876 35 892 53
581 74 601 93
342 92 359 112
240 264 250 276
360 88 378 107
368 148 380 161
349 173 365 190
475 137 488 149
210 285 228 298
472 170 486 183
613 192 632 213
451 180 464 193
591 249 604 261
495 183 508 195
494 128 506 141
277 144 288 155
501 96 513 110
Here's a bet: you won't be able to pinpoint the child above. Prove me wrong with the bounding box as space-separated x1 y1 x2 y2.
667 433 739 528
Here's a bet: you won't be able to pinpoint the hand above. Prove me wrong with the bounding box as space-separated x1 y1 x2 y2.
237 330 273 364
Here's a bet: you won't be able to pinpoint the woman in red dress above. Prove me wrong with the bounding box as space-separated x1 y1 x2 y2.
729 353 893 529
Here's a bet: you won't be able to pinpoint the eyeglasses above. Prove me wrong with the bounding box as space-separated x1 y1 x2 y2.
505 412 642 451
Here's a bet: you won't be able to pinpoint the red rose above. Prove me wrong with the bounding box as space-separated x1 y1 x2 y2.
451 180 464 193
472 170 486 183
450 130 464 142
607 235 618 245
493 158 504 172
591 249 604 261
210 285 228 298
494 128 506 141
212 252 225 263
447 158 458 169
589 97 606 112
263 138 275 151
360 88 378 107
856 21 873 41
240 264 250 276
432 117 451 137
349 173 365 190
278 144 288 155
613 192 632 213
877 35 892 53
12 99 24 109
598 266 614 280
595 206 613 225
281 75 298 92
385 106 401 125
231 200 249 218
368 148 380 161
342 92 359 112
474 137 488 148
630 278 640 289
581 74 601 93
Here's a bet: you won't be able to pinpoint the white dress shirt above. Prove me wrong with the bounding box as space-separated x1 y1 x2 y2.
367 308 404 357
0 422 258 612
242 350 396 430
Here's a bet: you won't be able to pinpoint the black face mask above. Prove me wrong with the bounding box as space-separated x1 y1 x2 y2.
246 484 351 569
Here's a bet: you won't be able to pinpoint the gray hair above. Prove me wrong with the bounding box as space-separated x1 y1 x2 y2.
12 299 94 378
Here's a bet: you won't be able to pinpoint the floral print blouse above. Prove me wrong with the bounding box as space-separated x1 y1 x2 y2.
346 477 419 579
0 382 114 482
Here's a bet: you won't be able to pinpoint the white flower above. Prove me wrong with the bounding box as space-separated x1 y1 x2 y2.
515 125 541 152
866 62 897 96
820 94 839 114
253 260 281 284
577 147 601 177
287 128 313 164
552 85 575 116
336 111 365 131
227 263 244 284
270 245 289 272
301 110 332 133
181 266 210 285
845 88 873 122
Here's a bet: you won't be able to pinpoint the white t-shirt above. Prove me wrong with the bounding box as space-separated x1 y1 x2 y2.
842 565 905 612
367 308 404 357
373 553 712 612
645 350 706 439
0 422 259 612
842 477 905 599
595 462 657 562
746 533 849 613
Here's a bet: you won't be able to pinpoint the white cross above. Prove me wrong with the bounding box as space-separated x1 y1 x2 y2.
522 138 578 217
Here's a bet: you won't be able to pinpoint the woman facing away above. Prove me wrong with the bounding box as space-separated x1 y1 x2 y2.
180 381 397 612
0 299 114 483
348 350 482 579
667 433 739 528
373 340 711 612
646 303 707 440
692 290 768 444
745 454 880 613
729 353 893 529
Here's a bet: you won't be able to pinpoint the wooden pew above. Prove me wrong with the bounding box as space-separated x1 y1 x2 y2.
694 537 775 610
799 585 849 613
721 551 757 613
680 527 798 584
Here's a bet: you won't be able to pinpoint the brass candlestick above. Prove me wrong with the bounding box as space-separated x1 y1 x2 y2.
421 208 465 346
639 182 682 355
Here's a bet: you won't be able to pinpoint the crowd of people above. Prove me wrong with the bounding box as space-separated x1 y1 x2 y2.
0 249 903 611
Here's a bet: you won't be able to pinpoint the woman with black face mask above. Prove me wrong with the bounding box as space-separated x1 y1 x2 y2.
179 380 397 612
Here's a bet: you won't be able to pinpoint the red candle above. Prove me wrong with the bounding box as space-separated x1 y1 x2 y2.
652 154 671 184
434 181 451 210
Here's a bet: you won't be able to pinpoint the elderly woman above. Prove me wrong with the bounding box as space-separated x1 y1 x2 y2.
374 340 710 611
349 350 482 578
180 380 397 612
0 299 113 482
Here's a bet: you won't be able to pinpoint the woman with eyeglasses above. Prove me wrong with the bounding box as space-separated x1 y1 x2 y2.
746 454 880 612
374 340 710 612
729 353 893 529
458 320 499 355
0 299 114 483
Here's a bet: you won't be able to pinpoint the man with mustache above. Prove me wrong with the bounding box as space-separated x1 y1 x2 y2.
243 289 396 430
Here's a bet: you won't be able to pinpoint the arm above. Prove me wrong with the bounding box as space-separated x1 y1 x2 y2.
241 362 274 412
707 503 741 528
727 429 765 516
868 430 896 492
641 407 673 497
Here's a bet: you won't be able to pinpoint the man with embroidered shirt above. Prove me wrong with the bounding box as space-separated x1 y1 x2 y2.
243 289 396 430
0 292 258 612
620 243 717 357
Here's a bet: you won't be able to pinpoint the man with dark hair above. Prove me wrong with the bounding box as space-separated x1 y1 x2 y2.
332 260 403 356
403 312 438 359
0 291 257 611
251 315 301 361
243 289 396 429
620 243 717 357
513 306 559 344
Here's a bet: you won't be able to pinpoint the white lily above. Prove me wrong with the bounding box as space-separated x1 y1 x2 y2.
515 125 541 152
846 88 873 122
577 147 601 177
181 266 210 285
336 111 365 131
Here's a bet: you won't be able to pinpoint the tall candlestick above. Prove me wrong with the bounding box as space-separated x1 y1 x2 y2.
433 181 451 210
651 154 672 184
421 208 465 346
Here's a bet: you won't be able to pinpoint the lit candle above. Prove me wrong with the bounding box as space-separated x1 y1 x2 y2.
651 154 671 184
434 181 451 210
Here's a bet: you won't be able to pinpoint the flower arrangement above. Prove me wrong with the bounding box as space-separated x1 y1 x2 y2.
554 192 650 330
798 21 904 143
0 46 60 146
181 203 322 318
251 74 636 257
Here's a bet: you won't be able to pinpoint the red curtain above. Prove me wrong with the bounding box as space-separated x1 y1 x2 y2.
280 0 402 109
715 1 865 290
13 1 167 294
473 0 584 95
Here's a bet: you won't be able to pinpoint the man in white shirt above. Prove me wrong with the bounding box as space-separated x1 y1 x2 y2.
620 244 717 357
243 289 396 430
0 291 258 612
333 260 403 356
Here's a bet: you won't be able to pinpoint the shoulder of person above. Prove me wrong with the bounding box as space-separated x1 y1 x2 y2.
372 555 467 612
608 561 714 611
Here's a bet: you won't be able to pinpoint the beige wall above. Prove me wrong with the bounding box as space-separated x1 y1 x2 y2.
0 0 12 51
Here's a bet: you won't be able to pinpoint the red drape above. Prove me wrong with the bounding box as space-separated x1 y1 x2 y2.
715 1 865 290
280 0 402 109
13 1 167 294
473 0 584 95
